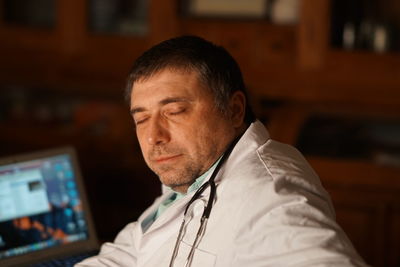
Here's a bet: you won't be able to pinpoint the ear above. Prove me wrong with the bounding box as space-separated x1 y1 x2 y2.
229 91 246 128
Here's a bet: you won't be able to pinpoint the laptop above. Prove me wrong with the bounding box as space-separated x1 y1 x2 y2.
0 147 99 267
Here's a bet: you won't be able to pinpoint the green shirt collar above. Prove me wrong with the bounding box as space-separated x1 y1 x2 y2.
142 157 222 232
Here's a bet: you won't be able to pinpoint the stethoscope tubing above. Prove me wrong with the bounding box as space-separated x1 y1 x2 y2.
169 133 243 267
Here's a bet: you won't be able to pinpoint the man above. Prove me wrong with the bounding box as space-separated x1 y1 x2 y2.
77 36 368 266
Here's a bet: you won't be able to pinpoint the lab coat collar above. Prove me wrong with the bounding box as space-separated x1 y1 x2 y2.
213 120 270 183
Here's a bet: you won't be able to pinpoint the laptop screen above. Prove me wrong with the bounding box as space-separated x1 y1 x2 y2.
0 152 91 260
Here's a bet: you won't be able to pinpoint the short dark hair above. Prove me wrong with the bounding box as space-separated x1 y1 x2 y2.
125 35 256 124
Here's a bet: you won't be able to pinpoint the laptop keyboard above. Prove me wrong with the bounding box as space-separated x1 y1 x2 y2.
29 251 98 267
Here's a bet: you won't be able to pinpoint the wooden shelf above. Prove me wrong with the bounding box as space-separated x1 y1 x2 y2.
308 156 400 192
1 0 398 107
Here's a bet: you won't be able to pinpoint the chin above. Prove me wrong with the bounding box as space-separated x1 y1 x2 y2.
160 176 194 191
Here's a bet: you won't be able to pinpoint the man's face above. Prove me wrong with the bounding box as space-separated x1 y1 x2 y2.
130 69 237 193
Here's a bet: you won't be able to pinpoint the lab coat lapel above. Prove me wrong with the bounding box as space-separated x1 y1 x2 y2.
138 193 192 265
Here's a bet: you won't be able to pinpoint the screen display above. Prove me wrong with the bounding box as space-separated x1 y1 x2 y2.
0 154 89 259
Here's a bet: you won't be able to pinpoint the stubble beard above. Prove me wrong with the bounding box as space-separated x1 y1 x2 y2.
147 144 218 193
156 161 200 192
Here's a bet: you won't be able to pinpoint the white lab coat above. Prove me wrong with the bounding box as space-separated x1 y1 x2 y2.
77 121 368 267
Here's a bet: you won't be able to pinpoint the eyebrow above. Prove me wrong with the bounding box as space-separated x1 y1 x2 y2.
130 97 191 115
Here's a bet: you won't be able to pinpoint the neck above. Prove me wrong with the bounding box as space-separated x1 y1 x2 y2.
171 184 190 194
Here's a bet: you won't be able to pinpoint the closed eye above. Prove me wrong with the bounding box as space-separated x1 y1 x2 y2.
135 118 147 125
133 114 149 126
163 103 188 117
167 108 185 116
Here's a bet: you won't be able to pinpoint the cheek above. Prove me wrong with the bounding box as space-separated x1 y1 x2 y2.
187 126 216 153
136 132 149 157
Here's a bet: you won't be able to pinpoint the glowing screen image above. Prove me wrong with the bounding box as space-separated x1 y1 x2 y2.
0 170 50 223
0 154 89 259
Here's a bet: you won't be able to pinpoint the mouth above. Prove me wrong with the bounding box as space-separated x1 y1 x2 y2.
153 154 182 163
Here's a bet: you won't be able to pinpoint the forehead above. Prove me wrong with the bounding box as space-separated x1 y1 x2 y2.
130 68 211 106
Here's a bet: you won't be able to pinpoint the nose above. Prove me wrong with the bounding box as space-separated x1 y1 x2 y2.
147 116 170 145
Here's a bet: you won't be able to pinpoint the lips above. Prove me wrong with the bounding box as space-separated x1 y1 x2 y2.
153 154 182 163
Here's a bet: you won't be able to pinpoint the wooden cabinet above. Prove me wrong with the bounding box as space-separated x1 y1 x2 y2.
1 0 399 100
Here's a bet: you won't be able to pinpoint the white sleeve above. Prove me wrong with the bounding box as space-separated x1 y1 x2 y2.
230 185 370 267
75 222 138 267
226 141 370 266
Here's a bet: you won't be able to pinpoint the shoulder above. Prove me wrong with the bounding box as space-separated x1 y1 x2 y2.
225 121 322 191
223 121 335 215
257 139 322 188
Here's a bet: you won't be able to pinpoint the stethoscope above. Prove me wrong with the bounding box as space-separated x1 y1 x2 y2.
169 134 242 267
